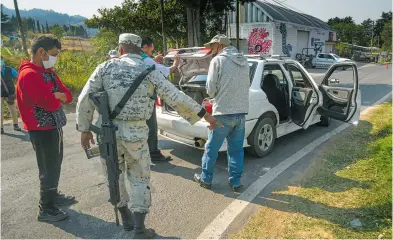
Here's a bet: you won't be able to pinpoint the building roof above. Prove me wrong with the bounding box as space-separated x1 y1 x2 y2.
255 1 332 30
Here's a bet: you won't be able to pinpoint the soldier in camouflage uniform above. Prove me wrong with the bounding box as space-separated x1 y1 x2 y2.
76 33 221 238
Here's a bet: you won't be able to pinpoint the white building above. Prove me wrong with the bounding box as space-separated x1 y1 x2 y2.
227 0 337 58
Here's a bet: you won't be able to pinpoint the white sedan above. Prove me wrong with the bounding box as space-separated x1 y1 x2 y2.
156 48 361 158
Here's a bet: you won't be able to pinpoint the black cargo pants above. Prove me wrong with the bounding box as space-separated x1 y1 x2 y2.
29 128 63 209
147 105 159 154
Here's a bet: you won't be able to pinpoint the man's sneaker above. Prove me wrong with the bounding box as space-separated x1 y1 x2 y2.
194 173 212 189
54 192 77 206
37 206 68 222
13 124 21 131
228 181 243 193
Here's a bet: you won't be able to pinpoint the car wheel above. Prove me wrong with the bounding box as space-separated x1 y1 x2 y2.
246 117 276 158
318 116 331 127
312 65 316 68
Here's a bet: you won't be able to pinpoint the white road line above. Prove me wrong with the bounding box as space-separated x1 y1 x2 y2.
197 92 392 239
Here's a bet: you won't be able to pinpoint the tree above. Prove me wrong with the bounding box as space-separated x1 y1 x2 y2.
41 24 45 34
373 11 392 47
50 24 65 39
1 4 14 34
13 0 28 55
90 29 118 56
32 18 36 33
361 18 373 46
177 0 255 47
86 0 187 51
46 21 50 33
381 21 392 50
37 20 41 33
10 15 18 30
63 24 69 33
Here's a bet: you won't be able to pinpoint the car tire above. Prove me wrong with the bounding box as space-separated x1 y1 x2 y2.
246 117 277 158
312 65 316 68
318 116 331 127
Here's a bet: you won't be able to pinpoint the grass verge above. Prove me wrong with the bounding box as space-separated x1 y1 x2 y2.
233 102 392 239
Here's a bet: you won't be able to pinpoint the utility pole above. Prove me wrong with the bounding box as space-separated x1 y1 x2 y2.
13 0 28 56
236 0 240 50
160 0 167 55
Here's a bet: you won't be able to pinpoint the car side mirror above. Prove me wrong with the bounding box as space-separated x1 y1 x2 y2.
329 78 340 84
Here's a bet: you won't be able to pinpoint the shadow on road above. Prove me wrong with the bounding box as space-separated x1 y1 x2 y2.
50 208 180 239
1 130 30 141
153 116 380 207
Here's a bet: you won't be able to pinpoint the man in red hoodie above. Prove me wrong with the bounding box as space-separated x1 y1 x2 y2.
16 36 76 222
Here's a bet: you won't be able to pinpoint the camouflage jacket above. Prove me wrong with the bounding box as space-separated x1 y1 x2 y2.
76 53 205 142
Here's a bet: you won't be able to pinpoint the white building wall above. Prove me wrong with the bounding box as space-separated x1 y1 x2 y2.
227 1 337 58
229 22 275 55
272 22 298 58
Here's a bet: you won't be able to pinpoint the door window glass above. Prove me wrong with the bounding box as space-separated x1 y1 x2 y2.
286 64 312 88
262 64 287 88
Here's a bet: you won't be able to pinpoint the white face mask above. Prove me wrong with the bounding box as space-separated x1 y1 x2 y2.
41 51 57 69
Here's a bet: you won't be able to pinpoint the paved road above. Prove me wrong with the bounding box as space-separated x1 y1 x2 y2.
1 64 391 239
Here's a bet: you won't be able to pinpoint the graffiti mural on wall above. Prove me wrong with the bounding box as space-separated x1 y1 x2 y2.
279 23 292 56
248 28 272 54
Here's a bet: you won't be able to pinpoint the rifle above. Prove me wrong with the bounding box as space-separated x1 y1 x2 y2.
83 65 156 225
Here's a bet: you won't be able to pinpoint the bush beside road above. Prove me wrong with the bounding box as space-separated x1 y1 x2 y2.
233 102 392 239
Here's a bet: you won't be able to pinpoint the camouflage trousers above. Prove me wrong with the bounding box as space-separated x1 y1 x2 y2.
101 139 152 213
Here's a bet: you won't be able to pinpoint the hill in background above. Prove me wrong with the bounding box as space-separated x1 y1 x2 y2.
2 4 98 37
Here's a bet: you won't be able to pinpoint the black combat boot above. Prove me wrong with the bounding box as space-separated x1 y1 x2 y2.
37 205 68 222
118 206 134 231
132 212 156 239
13 124 21 131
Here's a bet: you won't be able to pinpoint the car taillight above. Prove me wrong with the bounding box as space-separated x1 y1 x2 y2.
202 99 212 114
155 96 163 107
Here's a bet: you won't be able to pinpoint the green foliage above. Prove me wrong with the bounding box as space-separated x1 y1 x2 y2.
1 4 86 27
86 0 187 52
1 5 13 34
381 21 392 51
54 51 101 91
90 30 118 57
85 0 245 51
328 12 392 48
50 24 66 40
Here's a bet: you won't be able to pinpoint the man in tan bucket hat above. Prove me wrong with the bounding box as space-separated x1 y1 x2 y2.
194 34 251 192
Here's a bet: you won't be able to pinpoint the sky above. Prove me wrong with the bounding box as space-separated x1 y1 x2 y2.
2 0 392 23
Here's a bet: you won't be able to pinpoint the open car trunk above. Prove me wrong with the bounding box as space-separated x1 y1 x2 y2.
163 48 213 114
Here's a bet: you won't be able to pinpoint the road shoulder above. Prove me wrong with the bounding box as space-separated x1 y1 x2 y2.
232 102 392 239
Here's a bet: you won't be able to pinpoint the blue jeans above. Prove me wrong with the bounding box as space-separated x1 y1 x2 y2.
200 115 246 187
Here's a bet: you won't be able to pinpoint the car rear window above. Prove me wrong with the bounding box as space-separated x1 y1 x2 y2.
188 61 257 83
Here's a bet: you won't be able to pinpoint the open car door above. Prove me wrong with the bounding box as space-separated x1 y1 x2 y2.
317 62 361 124
286 61 322 129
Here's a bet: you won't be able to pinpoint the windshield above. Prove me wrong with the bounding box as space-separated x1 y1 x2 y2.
332 54 340 59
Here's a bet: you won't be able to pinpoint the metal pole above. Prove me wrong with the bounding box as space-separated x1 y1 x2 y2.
236 0 240 50
160 0 167 55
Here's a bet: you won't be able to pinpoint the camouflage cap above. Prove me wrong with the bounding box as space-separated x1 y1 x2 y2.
204 34 231 48
119 33 142 48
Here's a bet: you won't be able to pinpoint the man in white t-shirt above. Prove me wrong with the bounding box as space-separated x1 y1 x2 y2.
141 37 180 162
